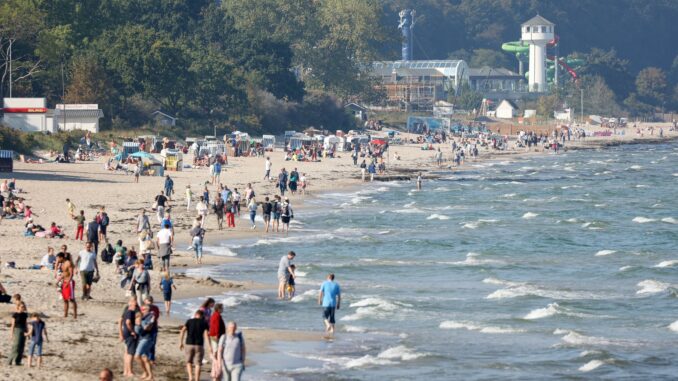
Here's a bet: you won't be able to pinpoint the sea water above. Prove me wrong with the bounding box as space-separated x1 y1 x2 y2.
176 142 678 380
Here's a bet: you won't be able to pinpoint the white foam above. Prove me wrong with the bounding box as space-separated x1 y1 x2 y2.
561 331 634 347
290 289 318 303
655 260 678 268
485 279 602 300
579 360 605 372
661 217 678 224
427 214 450 220
205 246 238 257
403 201 415 207
221 294 261 307
343 325 367 333
632 217 657 223
619 265 634 272
636 279 672 295
595 250 617 257
522 212 539 219
635 184 650 188
439 320 524 334
341 297 410 321
442 252 504 267
501 193 517 198
345 355 395 368
524 303 559 320
377 345 426 361
669 321 678 333
629 165 643 170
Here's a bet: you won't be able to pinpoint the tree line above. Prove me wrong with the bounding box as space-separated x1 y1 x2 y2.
1 0 676 135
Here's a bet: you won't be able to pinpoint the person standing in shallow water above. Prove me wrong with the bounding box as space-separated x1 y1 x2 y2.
318 273 341 338
277 251 296 299
416 172 422 190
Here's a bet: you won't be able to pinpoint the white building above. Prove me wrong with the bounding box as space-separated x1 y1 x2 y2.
53 104 104 133
496 99 518 119
521 15 554 92
2 98 53 132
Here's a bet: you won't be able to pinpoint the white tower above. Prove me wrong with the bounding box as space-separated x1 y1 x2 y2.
521 15 554 92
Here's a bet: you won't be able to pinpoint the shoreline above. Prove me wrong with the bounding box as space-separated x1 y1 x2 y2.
0 124 676 379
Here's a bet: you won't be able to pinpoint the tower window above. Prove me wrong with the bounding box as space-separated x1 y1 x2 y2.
541 26 546 33
525 26 530 33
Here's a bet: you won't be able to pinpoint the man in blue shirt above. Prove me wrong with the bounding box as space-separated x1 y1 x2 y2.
318 273 341 337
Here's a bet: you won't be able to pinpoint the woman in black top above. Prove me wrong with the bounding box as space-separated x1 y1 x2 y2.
9 302 28 365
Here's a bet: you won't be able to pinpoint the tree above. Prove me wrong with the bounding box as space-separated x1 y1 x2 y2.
65 53 116 106
576 48 634 101
537 94 559 119
189 48 246 118
470 48 510 68
449 82 482 110
635 67 668 107
141 39 192 113
583 76 623 116
0 0 45 98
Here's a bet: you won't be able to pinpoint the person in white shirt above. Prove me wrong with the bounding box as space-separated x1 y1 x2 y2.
155 222 174 272
196 196 208 228
264 157 272 180
76 242 99 300
40 247 56 270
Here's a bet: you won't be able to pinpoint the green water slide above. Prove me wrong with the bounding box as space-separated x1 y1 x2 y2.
501 39 584 82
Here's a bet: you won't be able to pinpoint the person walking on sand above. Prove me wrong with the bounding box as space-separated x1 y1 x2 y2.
59 252 77 319
318 273 341 338
278 168 288 196
164 175 174 200
25 312 48 368
264 157 272 180
216 321 246 381
247 197 258 230
136 209 151 237
86 216 101 257
160 271 176 316
179 309 212 381
73 210 85 241
156 222 173 272
360 160 367 181
185 185 193 212
196 196 208 228
97 206 109 243
262 197 273 233
66 198 76 219
277 251 296 299
76 241 99 300
213 193 224 230
208 304 226 361
120 297 139 378
154 191 169 225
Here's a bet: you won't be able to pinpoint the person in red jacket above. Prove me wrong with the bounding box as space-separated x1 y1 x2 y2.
208 303 226 381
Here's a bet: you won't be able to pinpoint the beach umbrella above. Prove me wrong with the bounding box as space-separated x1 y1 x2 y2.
371 139 386 145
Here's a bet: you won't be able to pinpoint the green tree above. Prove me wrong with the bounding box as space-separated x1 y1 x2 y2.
470 48 510 68
142 39 192 113
449 82 483 110
635 67 668 107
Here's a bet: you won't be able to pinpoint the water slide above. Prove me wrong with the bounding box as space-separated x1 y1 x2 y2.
501 37 583 82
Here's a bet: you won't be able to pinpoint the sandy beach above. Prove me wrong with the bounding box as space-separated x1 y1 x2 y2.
0 122 676 380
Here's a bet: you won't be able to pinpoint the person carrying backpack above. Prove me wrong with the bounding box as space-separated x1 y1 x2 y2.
215 321 246 381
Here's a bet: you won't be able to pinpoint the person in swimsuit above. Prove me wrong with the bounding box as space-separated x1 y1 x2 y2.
60 254 77 319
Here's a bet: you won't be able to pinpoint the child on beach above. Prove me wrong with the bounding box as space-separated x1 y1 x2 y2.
286 264 296 299
159 272 176 316
25 312 48 368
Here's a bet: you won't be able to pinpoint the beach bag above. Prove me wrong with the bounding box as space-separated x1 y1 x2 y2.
101 213 109 227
